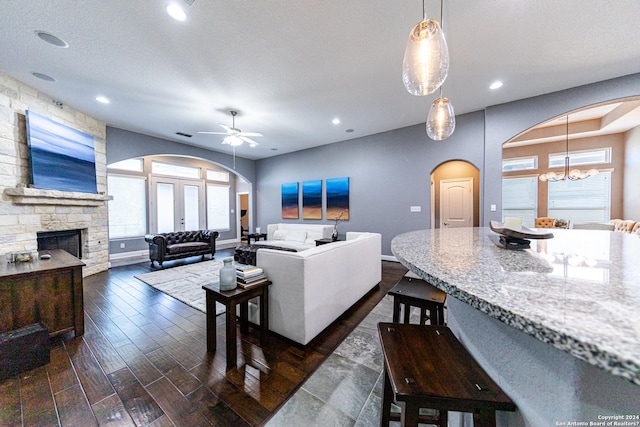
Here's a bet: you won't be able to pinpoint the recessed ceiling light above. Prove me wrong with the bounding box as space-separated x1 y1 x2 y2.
490 81 503 90
95 96 110 104
332 118 341 125
32 72 56 82
167 3 187 21
34 30 68 48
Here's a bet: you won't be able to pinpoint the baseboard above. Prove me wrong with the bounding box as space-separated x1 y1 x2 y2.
217 239 241 249
109 249 148 268
381 254 398 262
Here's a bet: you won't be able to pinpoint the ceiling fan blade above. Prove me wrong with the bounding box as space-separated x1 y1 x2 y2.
238 131 263 137
197 131 228 135
219 124 233 133
240 136 260 146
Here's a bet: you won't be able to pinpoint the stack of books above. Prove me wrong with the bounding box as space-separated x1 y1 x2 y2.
235 263 269 288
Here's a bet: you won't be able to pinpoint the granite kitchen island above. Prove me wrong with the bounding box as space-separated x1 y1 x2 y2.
391 227 640 426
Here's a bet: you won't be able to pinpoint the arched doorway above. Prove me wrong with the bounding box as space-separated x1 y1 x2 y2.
431 160 480 228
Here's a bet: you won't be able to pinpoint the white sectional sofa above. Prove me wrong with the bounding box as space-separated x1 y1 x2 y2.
250 230 382 345
254 223 334 251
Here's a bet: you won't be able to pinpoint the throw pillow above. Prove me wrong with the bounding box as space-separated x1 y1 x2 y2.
272 230 288 240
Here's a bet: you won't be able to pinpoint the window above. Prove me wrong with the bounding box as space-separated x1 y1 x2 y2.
502 177 537 227
207 184 230 230
107 158 143 172
151 161 200 179
107 175 147 238
548 172 611 223
207 169 230 182
502 156 538 172
548 148 610 168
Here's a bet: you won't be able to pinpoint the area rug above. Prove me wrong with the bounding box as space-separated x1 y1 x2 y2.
135 259 226 315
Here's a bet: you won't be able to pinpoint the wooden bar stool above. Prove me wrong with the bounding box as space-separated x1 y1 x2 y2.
378 323 516 427
388 271 446 325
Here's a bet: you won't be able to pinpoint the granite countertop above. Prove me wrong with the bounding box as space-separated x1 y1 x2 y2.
391 227 640 386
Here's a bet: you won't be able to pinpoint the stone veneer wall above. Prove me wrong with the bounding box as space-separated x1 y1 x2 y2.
0 73 109 277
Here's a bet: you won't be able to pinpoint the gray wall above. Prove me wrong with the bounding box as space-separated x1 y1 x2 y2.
255 111 486 257
105 73 640 257
256 73 640 257
483 73 640 226
106 127 256 185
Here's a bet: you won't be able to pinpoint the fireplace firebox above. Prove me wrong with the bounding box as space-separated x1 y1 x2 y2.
37 229 83 259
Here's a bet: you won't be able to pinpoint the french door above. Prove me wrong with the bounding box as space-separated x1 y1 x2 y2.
150 176 205 233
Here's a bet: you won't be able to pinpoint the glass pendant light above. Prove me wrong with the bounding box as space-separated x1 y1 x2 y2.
426 90 455 140
425 2 454 140
402 0 449 96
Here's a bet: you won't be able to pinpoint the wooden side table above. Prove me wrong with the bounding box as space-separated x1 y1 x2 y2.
202 280 271 369
247 233 267 244
0 249 85 338
378 323 515 426
315 238 338 246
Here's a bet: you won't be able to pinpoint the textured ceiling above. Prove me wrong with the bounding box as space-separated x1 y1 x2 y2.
1 0 640 160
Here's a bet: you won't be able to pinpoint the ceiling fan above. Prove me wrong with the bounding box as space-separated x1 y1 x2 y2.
198 110 262 147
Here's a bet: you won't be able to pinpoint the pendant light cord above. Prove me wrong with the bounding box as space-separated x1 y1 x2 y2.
439 0 445 99
422 0 427 21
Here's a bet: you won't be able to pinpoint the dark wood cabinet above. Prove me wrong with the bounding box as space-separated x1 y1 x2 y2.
0 249 84 337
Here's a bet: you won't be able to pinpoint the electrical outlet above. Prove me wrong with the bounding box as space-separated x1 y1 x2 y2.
491 204 497 212
410 206 421 213
120 243 125 248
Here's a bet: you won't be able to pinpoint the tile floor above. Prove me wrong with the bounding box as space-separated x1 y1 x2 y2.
266 295 398 426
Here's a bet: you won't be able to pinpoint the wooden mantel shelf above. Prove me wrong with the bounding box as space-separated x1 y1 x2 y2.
4 187 113 206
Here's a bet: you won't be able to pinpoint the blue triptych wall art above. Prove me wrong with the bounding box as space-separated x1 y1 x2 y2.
281 177 349 220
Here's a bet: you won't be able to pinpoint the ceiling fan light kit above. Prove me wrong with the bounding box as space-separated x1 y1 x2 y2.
198 110 262 148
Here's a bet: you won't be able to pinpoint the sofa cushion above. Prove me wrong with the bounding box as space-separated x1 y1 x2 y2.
288 230 307 243
167 242 209 254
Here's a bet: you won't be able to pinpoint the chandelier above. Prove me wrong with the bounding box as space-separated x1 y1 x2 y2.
402 0 449 96
539 115 600 182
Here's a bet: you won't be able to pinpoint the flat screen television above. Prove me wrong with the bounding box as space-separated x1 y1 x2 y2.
26 110 97 194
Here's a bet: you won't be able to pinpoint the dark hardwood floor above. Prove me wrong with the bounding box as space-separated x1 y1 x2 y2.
0 252 407 426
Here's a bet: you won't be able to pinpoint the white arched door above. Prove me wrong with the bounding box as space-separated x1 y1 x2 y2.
440 177 473 228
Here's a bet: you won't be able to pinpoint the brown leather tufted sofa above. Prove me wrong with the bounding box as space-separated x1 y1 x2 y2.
609 219 639 234
145 230 219 267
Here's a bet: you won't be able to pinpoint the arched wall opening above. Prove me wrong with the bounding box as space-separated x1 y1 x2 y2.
430 160 481 228
500 97 640 227
107 154 253 266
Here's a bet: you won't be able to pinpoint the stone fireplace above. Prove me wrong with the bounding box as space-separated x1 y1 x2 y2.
0 73 110 277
